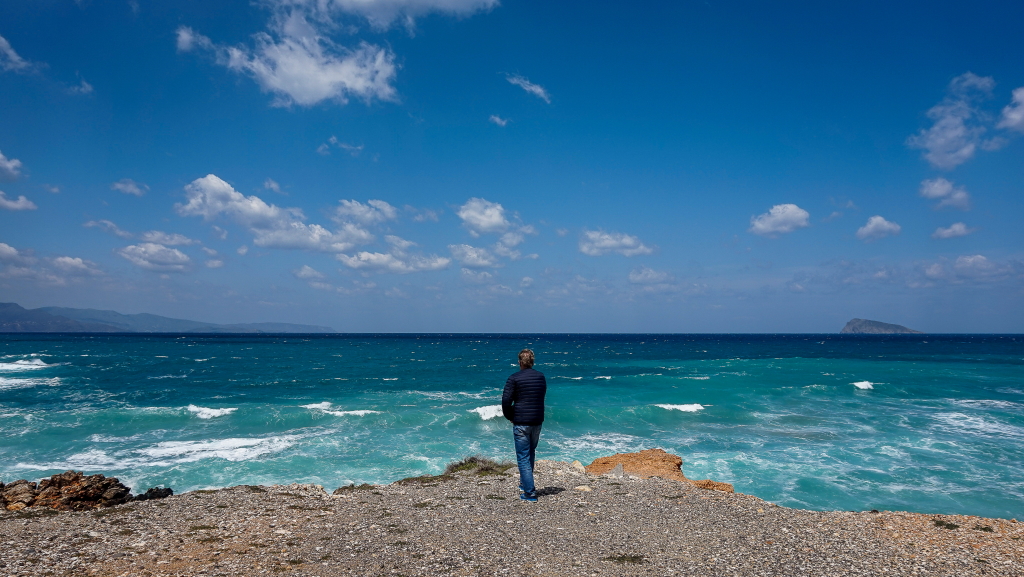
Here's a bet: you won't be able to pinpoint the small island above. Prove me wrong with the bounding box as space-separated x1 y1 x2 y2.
840 318 923 334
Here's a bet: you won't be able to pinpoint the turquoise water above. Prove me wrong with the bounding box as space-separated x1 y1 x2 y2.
1 334 1022 519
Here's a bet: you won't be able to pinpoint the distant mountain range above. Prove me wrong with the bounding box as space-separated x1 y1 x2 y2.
840 318 923 334
0 303 335 333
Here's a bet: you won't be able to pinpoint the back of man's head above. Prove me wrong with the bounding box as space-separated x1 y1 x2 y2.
518 348 535 369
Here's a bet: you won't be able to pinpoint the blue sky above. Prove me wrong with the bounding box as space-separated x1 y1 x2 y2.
1 0 1022 332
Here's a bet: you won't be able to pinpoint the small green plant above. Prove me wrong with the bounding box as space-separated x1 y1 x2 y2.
333 483 375 494
412 501 432 508
605 554 645 564
443 455 514 476
246 485 267 493
13 508 60 519
933 519 960 530
286 559 303 565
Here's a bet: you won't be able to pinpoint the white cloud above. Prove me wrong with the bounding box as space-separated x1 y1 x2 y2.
0 191 37 211
0 150 23 181
70 78 94 95
460 268 493 283
918 177 971 211
954 254 997 276
176 26 213 53
0 34 31 73
140 231 199 246
448 243 499 268
111 178 148 196
932 222 973 239
337 251 449 273
906 72 995 170
579 230 653 257
176 174 372 252
85 219 134 239
205 259 225 269
318 136 365 156
181 12 398 108
201 247 218 255
0 242 30 264
489 115 509 127
302 0 498 30
506 74 550 103
294 265 326 279
520 276 533 288
264 178 282 193
628 266 670 284
456 197 509 236
411 208 439 222
748 204 810 237
117 243 191 272
237 245 249 255
333 199 397 225
51 256 101 275
997 87 1024 132
856 215 901 241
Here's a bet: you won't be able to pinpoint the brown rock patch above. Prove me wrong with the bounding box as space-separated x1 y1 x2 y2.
585 448 734 492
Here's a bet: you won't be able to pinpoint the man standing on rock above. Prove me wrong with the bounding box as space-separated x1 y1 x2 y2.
502 348 547 502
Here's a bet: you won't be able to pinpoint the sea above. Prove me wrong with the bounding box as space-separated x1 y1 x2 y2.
1 333 1022 520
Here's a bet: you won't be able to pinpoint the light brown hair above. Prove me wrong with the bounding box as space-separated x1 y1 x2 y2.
518 348 535 369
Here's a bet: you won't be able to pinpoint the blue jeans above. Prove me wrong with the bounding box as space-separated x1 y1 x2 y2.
513 424 542 497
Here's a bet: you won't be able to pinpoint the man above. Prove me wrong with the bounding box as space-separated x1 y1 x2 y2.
501 348 547 502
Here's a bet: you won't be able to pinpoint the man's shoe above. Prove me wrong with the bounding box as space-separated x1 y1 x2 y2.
520 494 537 502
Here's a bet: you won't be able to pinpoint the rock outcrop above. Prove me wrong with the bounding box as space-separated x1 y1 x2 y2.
585 448 734 492
0 471 170 511
840 318 922 334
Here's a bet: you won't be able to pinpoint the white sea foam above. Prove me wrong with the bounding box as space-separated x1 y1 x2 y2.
549 432 641 454
301 402 334 410
469 405 503 420
655 404 704 412
555 376 583 380
0 359 51 371
933 412 1024 438
683 376 711 380
954 399 1021 410
148 374 187 379
853 381 874 389
382 378 398 381
0 376 60 391
186 405 237 419
595 376 612 380
324 410 380 417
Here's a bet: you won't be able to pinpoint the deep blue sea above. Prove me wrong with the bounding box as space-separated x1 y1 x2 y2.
1 334 1022 519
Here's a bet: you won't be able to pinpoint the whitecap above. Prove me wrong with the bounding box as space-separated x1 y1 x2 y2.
554 376 583 380
186 405 237 419
382 378 398 381
595 376 612 380
301 402 334 410
469 405 503 420
655 403 705 412
0 359 51 371
137 436 298 463
324 409 380 417
683 376 710 380
853 381 874 389
0 376 60 391
147 374 187 379
933 412 1024 438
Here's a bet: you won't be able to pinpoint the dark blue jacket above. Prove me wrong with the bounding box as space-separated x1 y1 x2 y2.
501 368 547 425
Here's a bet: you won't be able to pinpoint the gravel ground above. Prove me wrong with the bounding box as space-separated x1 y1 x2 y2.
2 460 1022 576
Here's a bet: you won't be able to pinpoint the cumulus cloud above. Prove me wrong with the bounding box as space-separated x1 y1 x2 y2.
918 177 971 210
176 174 372 252
748 204 810 237
205 259 224 268
318 135 365 156
448 243 499 268
489 115 508 126
177 11 398 108
997 87 1024 132
932 222 973 239
0 191 37 210
506 74 550 103
69 78 94 95
460 268 493 283
263 178 282 193
953 254 998 277
51 256 101 276
0 34 31 73
579 230 653 257
906 72 996 170
628 266 670 284
856 215 901 241
84 219 134 239
117 243 191 272
305 0 498 30
333 199 397 225
338 250 449 273
139 231 200 246
457 197 509 236
0 242 31 264
338 234 449 274
0 150 23 181
294 264 325 279
111 178 148 196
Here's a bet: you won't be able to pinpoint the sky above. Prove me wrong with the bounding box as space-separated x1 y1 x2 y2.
1 0 1022 333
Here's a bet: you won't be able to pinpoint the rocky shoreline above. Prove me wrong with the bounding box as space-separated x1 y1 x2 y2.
2 451 1022 576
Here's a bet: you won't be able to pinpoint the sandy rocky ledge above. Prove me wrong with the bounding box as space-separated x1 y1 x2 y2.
2 449 1022 577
